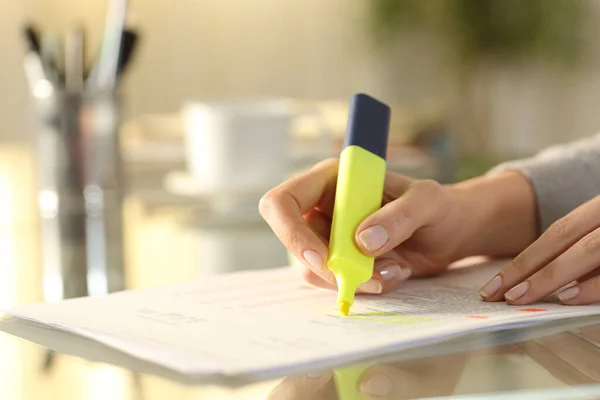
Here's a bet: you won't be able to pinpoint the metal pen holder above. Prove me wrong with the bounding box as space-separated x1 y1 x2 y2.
34 88 126 301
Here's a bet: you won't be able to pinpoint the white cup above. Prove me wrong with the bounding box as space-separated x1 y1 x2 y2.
182 99 330 198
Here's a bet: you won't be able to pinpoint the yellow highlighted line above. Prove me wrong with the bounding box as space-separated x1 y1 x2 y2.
330 311 436 325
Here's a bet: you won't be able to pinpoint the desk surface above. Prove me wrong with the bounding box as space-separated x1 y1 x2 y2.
2 143 600 400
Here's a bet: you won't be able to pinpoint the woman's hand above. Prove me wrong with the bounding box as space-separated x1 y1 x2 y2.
480 195 600 305
260 158 537 294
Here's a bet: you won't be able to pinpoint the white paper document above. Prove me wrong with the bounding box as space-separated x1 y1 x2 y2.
5 260 600 381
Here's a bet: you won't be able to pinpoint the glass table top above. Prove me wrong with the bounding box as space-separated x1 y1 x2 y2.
2 143 600 399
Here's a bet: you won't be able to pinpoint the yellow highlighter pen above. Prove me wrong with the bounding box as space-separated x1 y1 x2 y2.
327 93 390 316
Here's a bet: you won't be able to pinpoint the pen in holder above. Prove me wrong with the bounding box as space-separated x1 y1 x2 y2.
24 11 135 302
34 88 126 301
24 0 138 303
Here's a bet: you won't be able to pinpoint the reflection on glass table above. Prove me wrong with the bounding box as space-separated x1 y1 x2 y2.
268 321 600 400
3 315 600 400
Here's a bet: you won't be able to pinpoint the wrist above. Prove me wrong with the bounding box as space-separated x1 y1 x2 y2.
449 170 538 259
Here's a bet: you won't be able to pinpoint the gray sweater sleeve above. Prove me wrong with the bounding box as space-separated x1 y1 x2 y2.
489 134 600 234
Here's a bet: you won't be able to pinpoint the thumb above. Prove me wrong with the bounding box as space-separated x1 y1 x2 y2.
355 180 446 257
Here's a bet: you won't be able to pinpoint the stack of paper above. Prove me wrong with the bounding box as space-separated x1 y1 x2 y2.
4 260 600 382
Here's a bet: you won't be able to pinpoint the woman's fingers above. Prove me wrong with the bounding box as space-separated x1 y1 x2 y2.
301 267 335 290
480 196 600 303
355 180 447 257
359 255 411 294
559 272 600 305
373 256 412 293
262 161 423 294
304 209 332 244
300 255 410 294
301 209 337 286
504 226 600 304
301 198 411 294
259 159 338 278
576 266 600 284
303 205 420 294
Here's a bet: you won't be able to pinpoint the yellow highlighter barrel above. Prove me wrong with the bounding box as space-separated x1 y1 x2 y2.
327 94 390 316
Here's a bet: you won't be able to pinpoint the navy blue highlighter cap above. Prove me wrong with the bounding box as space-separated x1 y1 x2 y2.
343 93 391 160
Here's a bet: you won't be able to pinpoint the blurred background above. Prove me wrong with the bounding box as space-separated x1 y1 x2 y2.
2 0 600 398
3 0 600 303
1 0 600 300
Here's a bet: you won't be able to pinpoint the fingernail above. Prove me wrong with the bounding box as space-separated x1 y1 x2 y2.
559 285 581 301
480 276 502 298
358 279 383 294
378 264 412 281
505 281 530 301
359 225 389 252
360 374 392 397
398 267 412 280
378 264 399 281
303 250 322 270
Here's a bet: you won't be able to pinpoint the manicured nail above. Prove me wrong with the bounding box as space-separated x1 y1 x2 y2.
360 373 392 397
359 225 389 252
505 281 530 301
378 264 412 282
480 276 502 298
358 279 383 294
303 250 322 270
397 267 412 280
378 264 400 281
559 286 581 301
